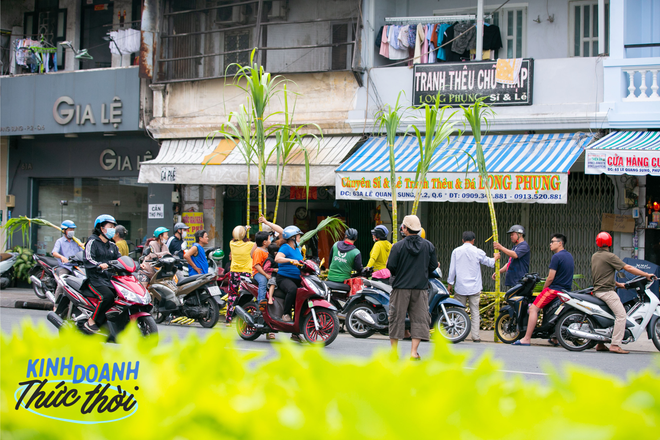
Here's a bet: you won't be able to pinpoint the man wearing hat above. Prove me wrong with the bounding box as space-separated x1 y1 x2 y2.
167 222 190 258
386 215 438 360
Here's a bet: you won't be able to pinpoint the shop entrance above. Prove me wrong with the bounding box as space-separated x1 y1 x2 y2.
645 175 660 265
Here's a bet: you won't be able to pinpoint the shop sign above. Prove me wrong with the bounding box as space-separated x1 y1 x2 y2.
585 150 660 176
0 67 140 135
100 149 153 172
412 59 533 107
148 204 164 219
182 212 204 248
335 171 568 204
160 167 177 182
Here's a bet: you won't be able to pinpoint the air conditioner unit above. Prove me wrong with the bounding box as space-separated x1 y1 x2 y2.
6 195 15 209
216 5 247 25
268 1 287 20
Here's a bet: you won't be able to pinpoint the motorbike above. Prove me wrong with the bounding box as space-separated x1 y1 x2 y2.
345 269 472 343
324 267 374 324
494 273 568 344
47 255 157 341
233 259 340 345
30 253 86 302
0 252 18 289
147 251 221 328
554 275 660 351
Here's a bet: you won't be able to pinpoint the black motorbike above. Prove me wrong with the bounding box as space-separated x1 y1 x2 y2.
324 267 373 326
30 253 86 302
494 273 576 344
345 270 472 343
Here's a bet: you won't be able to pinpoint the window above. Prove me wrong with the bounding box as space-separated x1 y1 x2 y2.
331 23 356 70
24 5 67 70
492 7 526 58
570 0 609 57
224 30 251 76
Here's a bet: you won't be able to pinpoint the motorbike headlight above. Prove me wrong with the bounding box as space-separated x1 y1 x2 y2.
307 279 326 297
116 284 150 305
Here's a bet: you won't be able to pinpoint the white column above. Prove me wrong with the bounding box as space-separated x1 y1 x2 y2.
476 0 484 61
598 0 605 55
609 0 625 59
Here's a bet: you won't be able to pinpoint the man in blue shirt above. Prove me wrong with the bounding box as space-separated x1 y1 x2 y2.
52 220 83 302
493 225 530 289
514 233 574 346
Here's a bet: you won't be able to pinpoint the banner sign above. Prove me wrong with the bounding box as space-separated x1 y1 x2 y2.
182 212 204 248
412 59 533 107
585 150 660 175
335 172 567 204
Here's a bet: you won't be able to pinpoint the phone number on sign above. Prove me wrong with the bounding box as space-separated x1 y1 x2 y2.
0 125 46 132
513 193 562 200
425 193 509 200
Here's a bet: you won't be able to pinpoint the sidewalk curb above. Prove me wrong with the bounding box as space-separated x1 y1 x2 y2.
13 301 53 311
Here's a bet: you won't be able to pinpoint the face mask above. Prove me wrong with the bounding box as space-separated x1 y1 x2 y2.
182 231 187 238
104 228 116 240
66 231 75 239
161 237 167 244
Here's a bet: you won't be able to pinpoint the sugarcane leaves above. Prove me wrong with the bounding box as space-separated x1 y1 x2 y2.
299 215 347 247
2 216 84 248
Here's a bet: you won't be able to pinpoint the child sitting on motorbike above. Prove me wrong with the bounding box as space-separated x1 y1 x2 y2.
252 231 272 303
265 242 279 305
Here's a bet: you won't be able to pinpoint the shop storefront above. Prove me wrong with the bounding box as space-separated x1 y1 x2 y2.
2 67 165 254
335 132 611 289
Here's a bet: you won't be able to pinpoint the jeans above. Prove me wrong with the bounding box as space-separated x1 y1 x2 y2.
254 273 268 302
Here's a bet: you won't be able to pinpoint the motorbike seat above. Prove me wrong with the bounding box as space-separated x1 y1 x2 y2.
40 256 60 267
64 276 97 298
324 280 350 292
569 292 608 308
364 279 392 294
177 273 206 286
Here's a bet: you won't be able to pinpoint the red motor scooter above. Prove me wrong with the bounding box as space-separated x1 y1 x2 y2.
47 256 158 342
233 259 340 346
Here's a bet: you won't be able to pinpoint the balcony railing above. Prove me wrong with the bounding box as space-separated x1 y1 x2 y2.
624 68 660 101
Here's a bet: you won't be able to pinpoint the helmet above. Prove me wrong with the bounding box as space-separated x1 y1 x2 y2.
94 214 116 228
174 222 189 231
345 228 358 241
371 225 389 240
232 225 247 241
420 227 426 239
115 225 127 239
153 227 169 238
596 231 612 247
507 225 525 236
282 225 302 240
211 249 225 260
61 220 76 230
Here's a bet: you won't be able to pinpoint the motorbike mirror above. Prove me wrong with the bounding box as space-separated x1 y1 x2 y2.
319 258 325 268
434 267 443 278
301 245 306 259
144 248 152 256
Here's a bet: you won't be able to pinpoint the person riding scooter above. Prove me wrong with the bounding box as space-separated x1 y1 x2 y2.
274 225 304 323
327 228 363 283
52 220 83 302
138 227 171 286
167 222 190 258
82 214 121 334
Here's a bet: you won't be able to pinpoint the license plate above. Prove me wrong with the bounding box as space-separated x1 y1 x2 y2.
208 286 221 296
554 304 564 315
308 300 314 308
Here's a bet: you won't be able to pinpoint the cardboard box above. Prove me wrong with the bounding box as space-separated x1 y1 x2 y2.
601 213 636 233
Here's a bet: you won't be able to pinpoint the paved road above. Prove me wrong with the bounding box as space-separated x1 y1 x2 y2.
3 308 658 382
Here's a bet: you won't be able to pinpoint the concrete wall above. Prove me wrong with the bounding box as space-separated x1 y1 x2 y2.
1 0 34 30
349 56 606 132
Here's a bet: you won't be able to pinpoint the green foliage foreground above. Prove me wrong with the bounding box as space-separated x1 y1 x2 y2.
2 322 659 439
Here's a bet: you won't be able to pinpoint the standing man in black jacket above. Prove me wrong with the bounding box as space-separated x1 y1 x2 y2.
386 215 438 360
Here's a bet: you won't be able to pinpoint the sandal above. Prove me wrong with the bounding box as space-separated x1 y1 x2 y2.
512 340 530 346
410 355 421 361
547 338 559 347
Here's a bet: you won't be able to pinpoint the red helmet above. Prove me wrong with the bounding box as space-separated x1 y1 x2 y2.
596 232 612 247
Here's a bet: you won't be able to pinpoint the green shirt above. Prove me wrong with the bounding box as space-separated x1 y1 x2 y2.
327 242 361 282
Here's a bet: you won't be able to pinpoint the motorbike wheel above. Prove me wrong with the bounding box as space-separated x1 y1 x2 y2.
235 303 261 341
30 267 48 299
345 303 377 339
651 319 660 352
437 307 471 343
136 316 159 340
151 302 167 324
495 312 521 343
199 296 220 328
301 308 339 346
555 312 596 352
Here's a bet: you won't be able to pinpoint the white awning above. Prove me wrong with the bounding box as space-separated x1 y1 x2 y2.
138 136 362 186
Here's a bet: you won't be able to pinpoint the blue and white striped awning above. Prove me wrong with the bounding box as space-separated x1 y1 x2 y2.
585 131 660 176
337 133 592 174
585 131 660 151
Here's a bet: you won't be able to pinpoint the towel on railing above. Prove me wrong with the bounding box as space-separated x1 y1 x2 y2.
495 58 523 85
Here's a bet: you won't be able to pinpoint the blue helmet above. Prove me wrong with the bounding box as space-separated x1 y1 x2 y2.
94 214 117 228
371 225 389 240
282 225 302 240
61 220 77 230
153 227 169 238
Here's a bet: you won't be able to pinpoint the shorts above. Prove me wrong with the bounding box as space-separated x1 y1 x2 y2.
533 287 559 309
388 288 430 340
267 276 277 287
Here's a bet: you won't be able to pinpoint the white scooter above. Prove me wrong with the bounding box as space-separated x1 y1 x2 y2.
0 252 18 289
555 275 660 351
